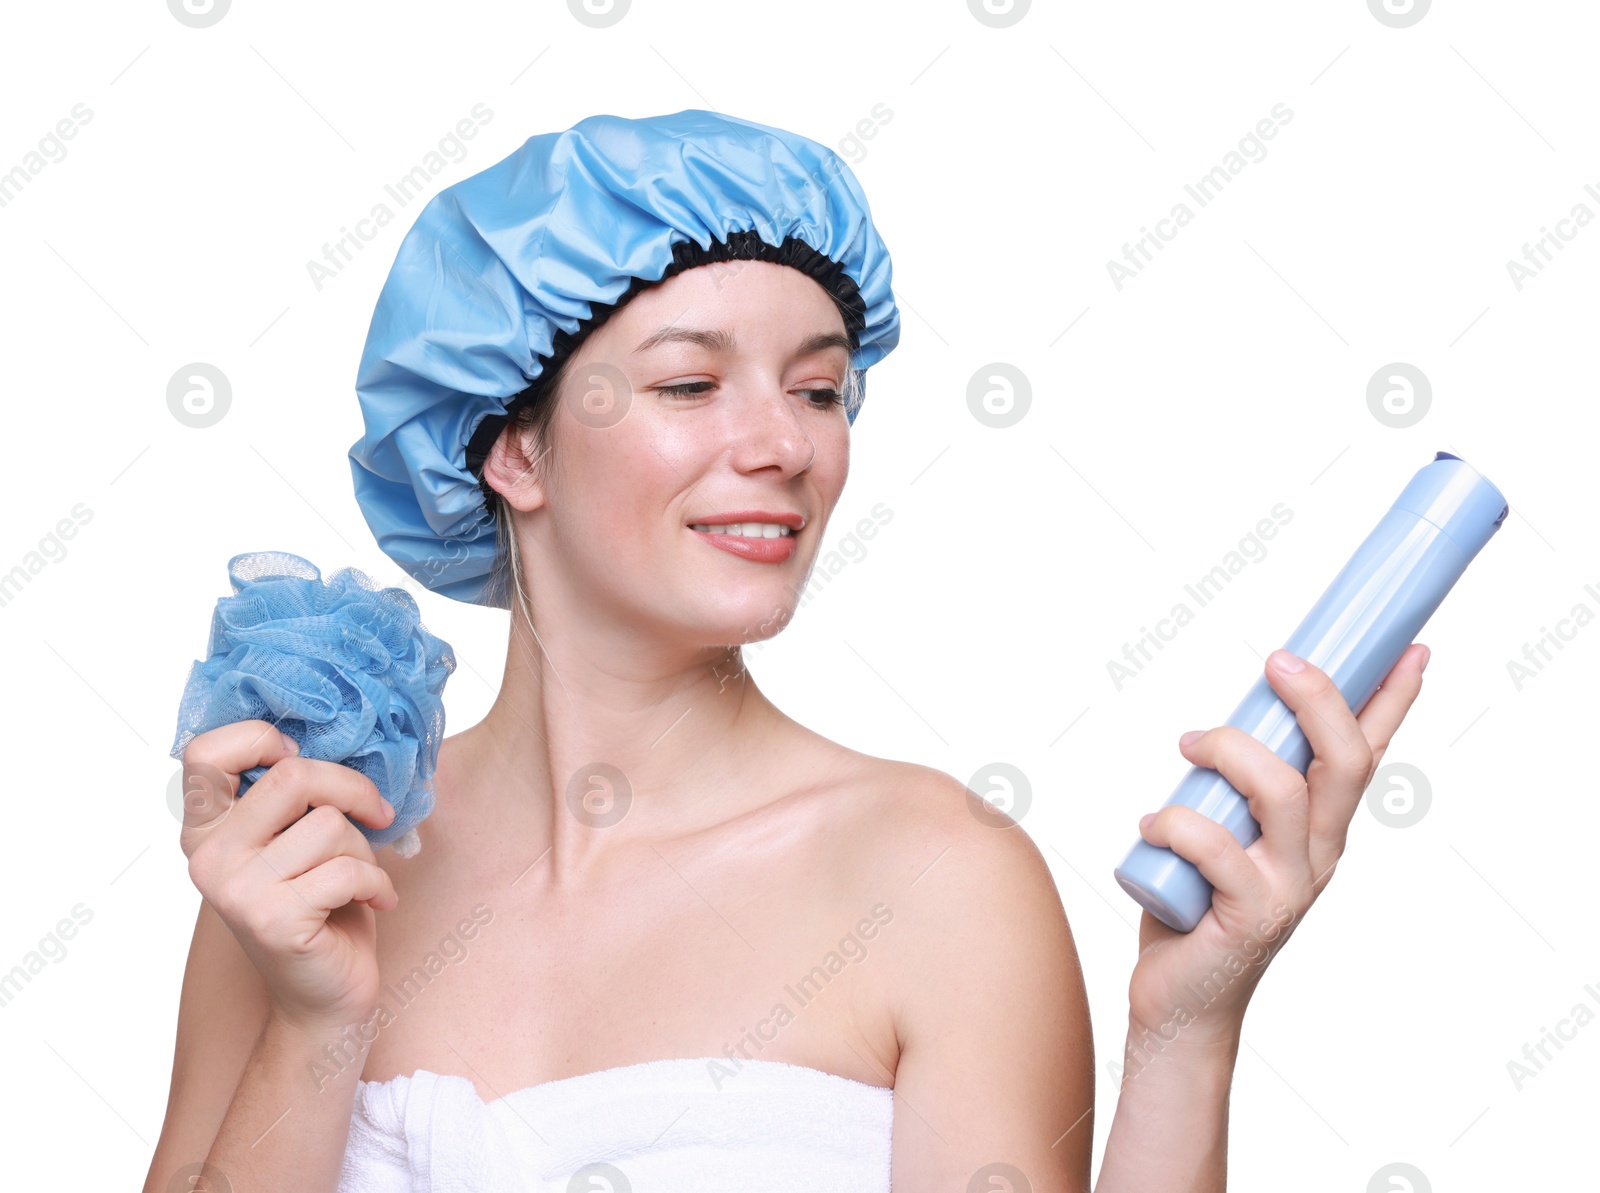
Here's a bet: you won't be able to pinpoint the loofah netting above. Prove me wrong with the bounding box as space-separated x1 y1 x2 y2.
169 551 456 857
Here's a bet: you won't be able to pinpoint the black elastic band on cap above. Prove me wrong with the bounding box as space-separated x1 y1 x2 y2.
463 230 865 493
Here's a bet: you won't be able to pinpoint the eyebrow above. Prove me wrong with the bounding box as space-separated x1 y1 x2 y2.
632 325 852 360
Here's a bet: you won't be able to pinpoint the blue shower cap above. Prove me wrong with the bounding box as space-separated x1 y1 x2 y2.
349 108 901 607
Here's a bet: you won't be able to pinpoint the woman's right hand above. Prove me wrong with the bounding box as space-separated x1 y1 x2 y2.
177 720 399 1036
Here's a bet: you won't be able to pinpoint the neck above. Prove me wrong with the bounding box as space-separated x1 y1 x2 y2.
463 599 782 883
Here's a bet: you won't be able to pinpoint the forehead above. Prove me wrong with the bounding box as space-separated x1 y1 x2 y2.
610 259 847 337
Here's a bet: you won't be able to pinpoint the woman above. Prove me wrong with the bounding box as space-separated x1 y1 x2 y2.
145 109 1429 1192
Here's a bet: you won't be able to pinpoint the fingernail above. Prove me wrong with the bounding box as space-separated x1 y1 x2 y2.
380 798 396 821
1139 813 1155 830
1179 730 1204 747
280 732 300 754
1420 645 1432 672
1270 649 1305 673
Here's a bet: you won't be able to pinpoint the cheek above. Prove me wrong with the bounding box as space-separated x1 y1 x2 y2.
816 424 851 493
560 423 691 546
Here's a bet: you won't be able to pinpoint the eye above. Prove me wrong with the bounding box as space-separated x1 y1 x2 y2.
653 380 843 409
655 380 715 399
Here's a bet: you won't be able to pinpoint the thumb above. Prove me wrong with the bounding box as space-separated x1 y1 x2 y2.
179 719 301 834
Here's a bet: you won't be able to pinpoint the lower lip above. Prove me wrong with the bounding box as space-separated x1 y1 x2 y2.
689 527 798 563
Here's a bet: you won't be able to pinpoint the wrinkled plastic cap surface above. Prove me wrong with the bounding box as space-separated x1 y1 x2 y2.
349 108 901 607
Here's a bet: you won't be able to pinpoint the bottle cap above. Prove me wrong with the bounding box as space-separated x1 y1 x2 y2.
1392 452 1509 559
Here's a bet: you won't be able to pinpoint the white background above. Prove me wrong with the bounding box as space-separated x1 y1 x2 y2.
0 1 1593 1188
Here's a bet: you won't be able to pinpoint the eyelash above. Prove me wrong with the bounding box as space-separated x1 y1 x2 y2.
655 381 843 409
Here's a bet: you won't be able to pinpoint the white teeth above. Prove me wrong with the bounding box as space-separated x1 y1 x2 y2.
691 522 794 538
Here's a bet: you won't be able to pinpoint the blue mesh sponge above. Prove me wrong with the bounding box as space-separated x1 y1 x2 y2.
169 551 456 857
349 107 902 608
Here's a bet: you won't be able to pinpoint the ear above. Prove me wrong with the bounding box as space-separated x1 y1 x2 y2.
481 422 549 514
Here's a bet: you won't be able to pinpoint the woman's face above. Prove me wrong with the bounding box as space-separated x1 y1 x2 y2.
501 259 854 646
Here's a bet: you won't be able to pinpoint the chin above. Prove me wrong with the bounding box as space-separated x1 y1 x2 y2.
686 592 801 648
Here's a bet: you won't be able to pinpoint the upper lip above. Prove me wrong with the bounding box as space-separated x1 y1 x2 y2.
688 509 807 530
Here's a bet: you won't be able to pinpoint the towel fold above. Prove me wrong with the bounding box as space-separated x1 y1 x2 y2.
338 1056 893 1192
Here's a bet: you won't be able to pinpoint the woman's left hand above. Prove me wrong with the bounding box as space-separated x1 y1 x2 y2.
1124 643 1431 1049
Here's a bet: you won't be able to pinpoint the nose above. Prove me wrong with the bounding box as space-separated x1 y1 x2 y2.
724 383 817 477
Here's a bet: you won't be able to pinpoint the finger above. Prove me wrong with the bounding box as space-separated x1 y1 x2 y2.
220 755 393 847
1262 650 1371 780
183 718 300 788
1353 643 1429 773
1139 805 1269 920
228 814 397 933
255 802 382 885
291 854 399 916
1292 642 1430 885
1262 649 1373 855
1178 726 1311 871
179 719 301 843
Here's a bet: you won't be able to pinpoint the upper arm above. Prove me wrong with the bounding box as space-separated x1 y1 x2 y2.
885 774 1095 1193
143 898 273 1192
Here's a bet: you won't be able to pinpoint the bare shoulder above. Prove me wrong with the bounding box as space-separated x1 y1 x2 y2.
801 745 1083 1012
815 749 1094 1184
819 749 1069 930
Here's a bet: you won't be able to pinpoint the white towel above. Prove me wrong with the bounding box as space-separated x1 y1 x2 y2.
338 1056 893 1192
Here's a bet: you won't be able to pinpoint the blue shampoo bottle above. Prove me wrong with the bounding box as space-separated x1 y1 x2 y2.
1113 452 1509 932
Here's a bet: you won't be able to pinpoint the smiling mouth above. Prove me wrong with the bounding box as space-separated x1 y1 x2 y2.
686 522 795 539
687 520 801 564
